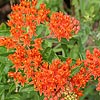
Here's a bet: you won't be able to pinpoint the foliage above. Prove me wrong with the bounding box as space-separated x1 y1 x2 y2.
71 0 100 50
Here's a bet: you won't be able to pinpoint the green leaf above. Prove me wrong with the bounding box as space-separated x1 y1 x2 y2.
0 47 15 56
80 85 95 100
5 94 21 100
61 44 67 57
0 23 8 30
0 56 12 66
0 63 6 81
6 83 16 96
0 23 10 36
0 47 7 53
45 24 50 36
19 85 34 92
47 49 58 63
58 55 67 61
1 92 5 100
71 66 80 77
69 45 79 59
33 92 40 100
0 84 5 96
36 24 45 37
42 40 52 48
42 47 51 61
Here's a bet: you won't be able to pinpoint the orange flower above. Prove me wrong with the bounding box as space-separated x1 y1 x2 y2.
84 48 100 91
20 34 31 46
33 38 43 49
71 67 90 91
30 59 71 99
36 4 50 24
49 12 80 41
8 72 26 86
7 0 50 43
8 38 43 85
0 37 17 49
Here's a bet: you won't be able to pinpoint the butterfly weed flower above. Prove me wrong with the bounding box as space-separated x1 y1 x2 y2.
70 67 90 96
4 0 47 87
30 59 84 100
84 48 100 91
8 71 26 86
49 12 80 41
30 59 71 100
0 37 17 49
7 37 43 86
7 0 50 43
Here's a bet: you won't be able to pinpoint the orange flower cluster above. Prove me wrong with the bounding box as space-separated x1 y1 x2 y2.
71 67 90 96
0 37 16 49
31 59 70 99
0 0 45 89
70 48 100 96
8 71 26 86
7 37 43 85
7 0 50 42
30 58 86 100
49 12 80 41
84 48 100 91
